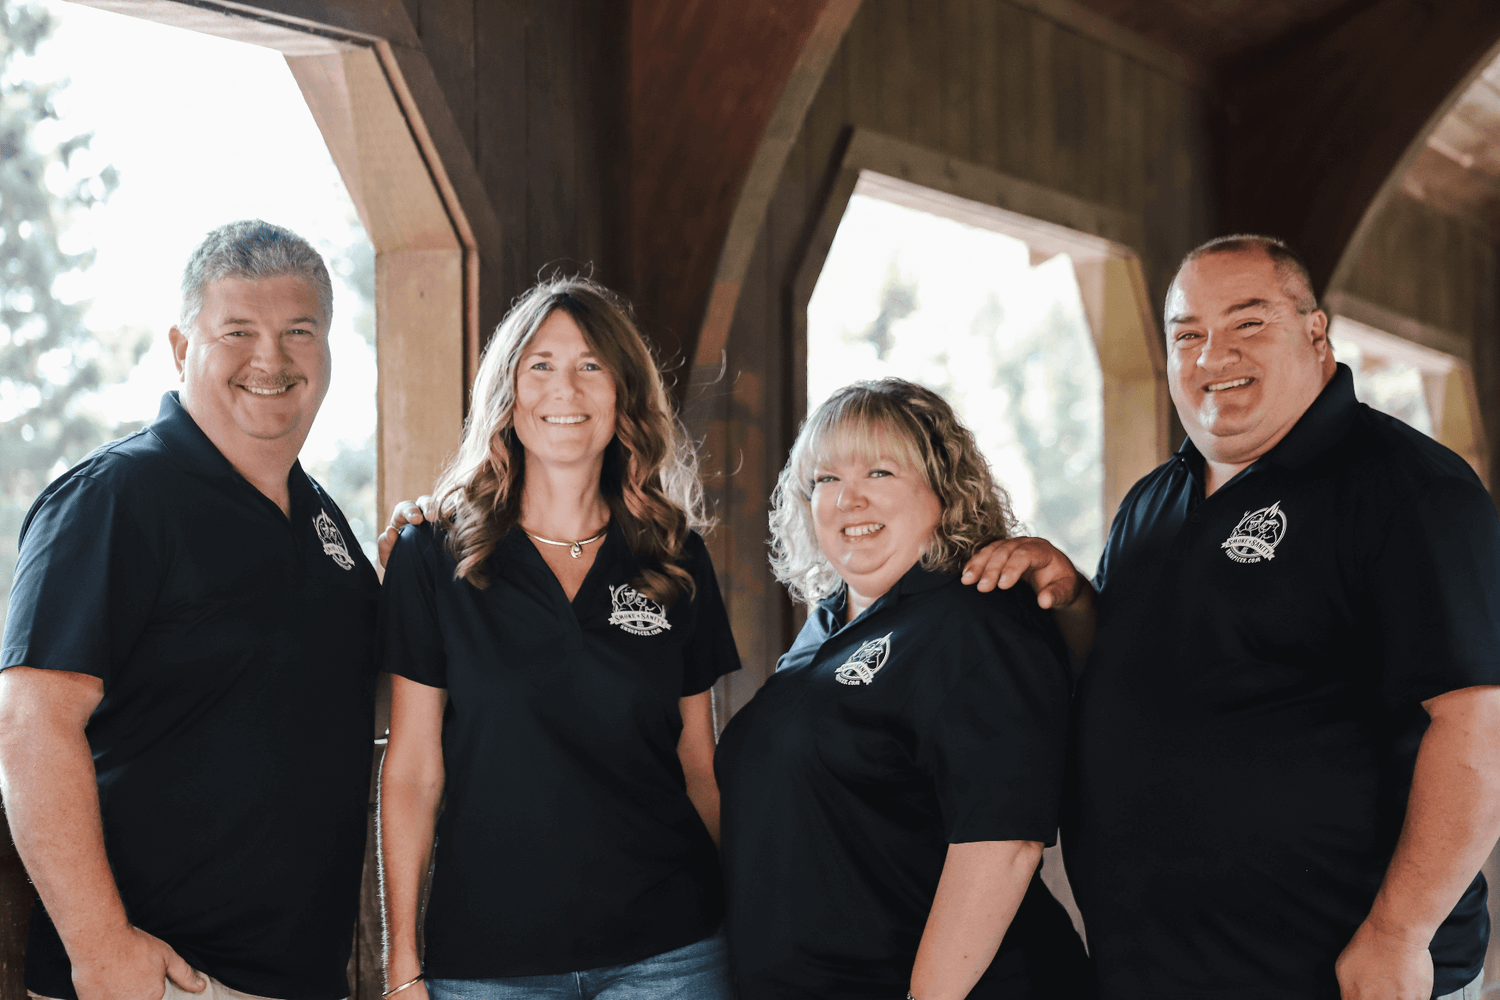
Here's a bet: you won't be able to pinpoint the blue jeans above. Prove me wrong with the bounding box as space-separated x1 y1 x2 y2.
426 931 732 1000
1434 969 1485 1000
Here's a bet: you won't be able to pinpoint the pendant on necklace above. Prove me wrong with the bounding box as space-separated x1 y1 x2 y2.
569 541 583 558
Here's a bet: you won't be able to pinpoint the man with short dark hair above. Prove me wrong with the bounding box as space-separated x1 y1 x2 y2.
967 235 1500 999
0 220 379 1000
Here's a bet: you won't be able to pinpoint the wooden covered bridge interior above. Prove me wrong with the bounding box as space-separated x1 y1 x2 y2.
6 0 1500 994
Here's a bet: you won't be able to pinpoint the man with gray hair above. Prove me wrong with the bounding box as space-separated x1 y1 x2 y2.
0 220 378 1000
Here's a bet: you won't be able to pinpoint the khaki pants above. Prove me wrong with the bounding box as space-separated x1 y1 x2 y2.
31 974 291 1000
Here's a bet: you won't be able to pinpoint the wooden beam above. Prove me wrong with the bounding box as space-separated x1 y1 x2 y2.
631 0 857 378
1220 0 1500 293
692 0 862 373
1004 0 1204 88
286 44 466 580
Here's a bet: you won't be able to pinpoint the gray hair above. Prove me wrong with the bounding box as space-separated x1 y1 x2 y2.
1173 234 1318 315
180 220 334 330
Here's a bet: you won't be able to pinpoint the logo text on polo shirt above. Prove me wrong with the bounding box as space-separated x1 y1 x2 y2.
608 584 672 636
835 632 893 686
313 509 356 571
1222 501 1288 564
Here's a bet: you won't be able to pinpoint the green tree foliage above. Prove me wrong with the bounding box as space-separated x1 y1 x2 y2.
0 0 140 631
857 260 919 362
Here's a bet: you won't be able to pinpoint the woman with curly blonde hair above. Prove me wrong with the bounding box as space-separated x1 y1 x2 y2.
716 378 1091 1000
377 276 740 1000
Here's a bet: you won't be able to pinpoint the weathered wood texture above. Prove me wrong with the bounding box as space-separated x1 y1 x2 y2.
629 0 842 366
687 0 1217 714
1072 0 1369 62
410 0 630 344
1219 0 1500 294
1332 193 1500 490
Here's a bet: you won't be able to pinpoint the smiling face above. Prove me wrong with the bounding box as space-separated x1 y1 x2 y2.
1165 248 1331 467
510 309 618 471
171 274 330 460
809 425 943 614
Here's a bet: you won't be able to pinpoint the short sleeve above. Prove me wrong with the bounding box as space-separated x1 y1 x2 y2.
377 523 449 688
1 475 161 683
914 601 1071 845
677 533 742 696
1363 475 1500 705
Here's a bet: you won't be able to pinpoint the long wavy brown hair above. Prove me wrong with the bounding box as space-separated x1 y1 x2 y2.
769 378 1018 606
432 275 706 604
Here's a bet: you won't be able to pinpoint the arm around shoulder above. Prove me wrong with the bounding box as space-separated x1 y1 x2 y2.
958 536 1096 660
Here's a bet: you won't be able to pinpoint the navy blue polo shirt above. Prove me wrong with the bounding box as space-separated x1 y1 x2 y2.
716 565 1090 1000
1069 364 1500 999
1 392 379 1000
378 521 740 978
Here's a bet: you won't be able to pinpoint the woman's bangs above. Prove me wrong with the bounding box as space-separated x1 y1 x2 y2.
801 406 926 483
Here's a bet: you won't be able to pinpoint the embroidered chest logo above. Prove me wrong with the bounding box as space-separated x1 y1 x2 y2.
1221 501 1288 564
608 584 672 636
835 632 893 686
313 509 356 571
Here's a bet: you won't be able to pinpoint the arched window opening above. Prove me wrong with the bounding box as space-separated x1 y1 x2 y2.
807 170 1152 574
1329 314 1487 483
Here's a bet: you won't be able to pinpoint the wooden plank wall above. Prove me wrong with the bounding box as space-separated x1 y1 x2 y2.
690 0 1217 712
1333 193 1500 485
409 0 630 338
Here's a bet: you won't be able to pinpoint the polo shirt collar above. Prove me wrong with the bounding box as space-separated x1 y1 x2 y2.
147 391 317 511
814 560 956 633
1174 362 1359 476
148 391 242 483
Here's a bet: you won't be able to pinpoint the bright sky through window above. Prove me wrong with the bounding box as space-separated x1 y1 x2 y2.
807 193 1106 573
17 1 377 549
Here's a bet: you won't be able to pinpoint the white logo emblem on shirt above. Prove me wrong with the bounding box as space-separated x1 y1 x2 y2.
835 632 893 686
608 584 672 636
1222 501 1288 564
313 509 356 571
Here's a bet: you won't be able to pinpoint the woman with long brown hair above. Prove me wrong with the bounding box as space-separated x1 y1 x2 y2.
377 276 739 1000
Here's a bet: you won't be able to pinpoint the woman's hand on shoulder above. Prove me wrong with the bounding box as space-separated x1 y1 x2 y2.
960 536 1085 610
377 495 438 569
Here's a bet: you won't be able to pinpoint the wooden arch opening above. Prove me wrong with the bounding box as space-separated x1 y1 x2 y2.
74 0 502 523
789 129 1170 535
1322 33 1500 492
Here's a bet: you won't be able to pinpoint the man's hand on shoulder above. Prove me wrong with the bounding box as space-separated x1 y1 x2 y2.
1335 918 1433 1000
961 537 1097 661
376 495 437 570
960 536 1087 609
72 925 204 1000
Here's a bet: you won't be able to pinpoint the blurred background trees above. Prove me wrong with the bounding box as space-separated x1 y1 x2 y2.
0 0 141 633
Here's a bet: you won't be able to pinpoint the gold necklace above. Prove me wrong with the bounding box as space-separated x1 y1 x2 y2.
523 526 608 559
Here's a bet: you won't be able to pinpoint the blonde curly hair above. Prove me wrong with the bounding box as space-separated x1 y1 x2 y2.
769 379 1018 606
432 275 707 604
